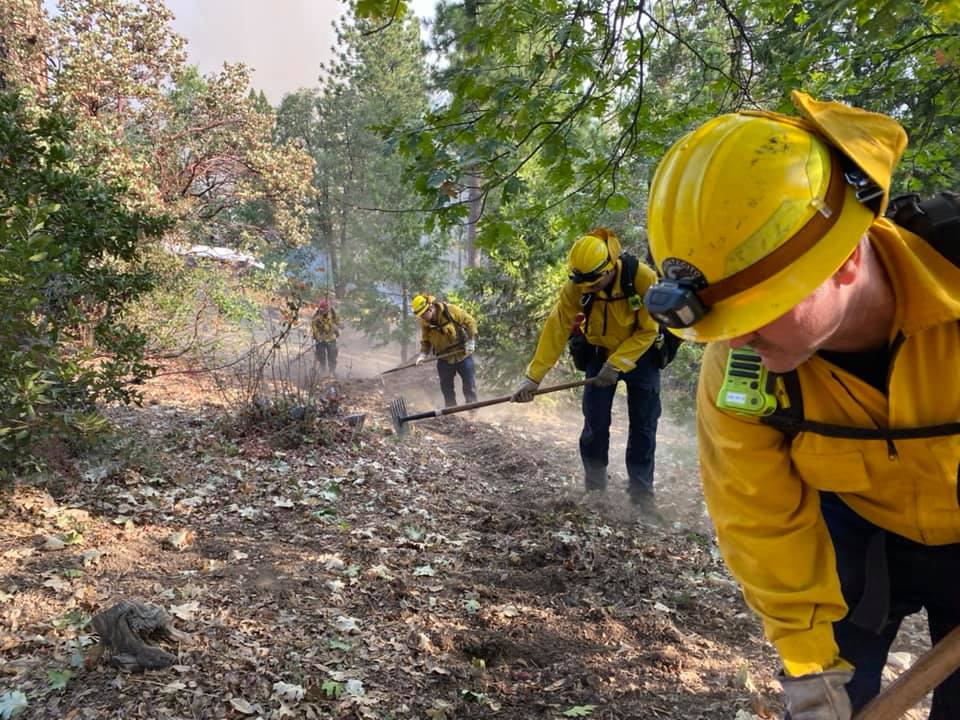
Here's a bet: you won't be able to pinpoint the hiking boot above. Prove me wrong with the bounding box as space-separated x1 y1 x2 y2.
583 470 608 493
630 489 665 524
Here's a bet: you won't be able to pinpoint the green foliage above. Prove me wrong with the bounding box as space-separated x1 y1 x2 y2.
0 92 167 476
320 679 344 699
661 341 703 419
563 705 596 717
276 14 442 360
46 669 72 691
742 0 960 192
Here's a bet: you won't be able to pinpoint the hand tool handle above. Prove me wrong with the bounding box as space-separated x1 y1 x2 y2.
380 348 463 375
431 379 593 416
855 623 960 719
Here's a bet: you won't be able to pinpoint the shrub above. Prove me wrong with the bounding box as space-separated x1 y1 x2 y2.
0 92 167 476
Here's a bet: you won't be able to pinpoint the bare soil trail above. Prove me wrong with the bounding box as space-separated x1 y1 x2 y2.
0 333 931 719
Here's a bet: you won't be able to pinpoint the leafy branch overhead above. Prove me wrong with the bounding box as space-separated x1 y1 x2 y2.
356 0 959 246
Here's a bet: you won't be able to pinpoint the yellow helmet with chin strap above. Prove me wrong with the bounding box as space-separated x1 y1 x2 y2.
411 293 434 317
644 91 907 343
568 228 621 285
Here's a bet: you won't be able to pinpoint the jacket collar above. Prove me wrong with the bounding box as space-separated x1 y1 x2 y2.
872 218 960 337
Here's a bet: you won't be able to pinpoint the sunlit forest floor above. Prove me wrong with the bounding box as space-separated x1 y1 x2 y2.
0 325 930 719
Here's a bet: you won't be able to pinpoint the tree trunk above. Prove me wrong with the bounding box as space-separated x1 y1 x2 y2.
400 287 410 362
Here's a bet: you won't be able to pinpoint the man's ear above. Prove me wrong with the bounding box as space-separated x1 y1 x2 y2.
833 237 865 286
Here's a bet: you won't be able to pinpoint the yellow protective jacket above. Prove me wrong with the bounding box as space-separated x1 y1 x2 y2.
418 301 477 364
525 257 659 383
697 221 960 677
311 309 340 342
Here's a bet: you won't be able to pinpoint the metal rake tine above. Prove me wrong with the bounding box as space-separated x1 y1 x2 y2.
389 396 409 438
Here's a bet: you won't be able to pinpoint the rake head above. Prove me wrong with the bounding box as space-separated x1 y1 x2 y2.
389 396 410 438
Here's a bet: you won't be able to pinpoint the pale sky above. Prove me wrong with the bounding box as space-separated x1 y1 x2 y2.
165 0 437 103
42 0 436 103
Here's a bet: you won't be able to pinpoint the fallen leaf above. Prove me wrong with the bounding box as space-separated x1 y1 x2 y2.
42 575 70 593
163 530 194 550
79 550 103 566
41 536 66 551
272 681 305 703
229 697 256 714
0 689 28 718
332 616 361 634
169 601 200 621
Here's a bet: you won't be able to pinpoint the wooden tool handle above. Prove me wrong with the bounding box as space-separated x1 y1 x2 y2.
855 623 960 719
435 379 592 416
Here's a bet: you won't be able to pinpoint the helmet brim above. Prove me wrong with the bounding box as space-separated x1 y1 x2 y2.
674 185 874 343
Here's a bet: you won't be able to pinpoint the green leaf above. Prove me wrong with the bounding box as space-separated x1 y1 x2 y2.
563 706 596 717
0 690 28 719
321 680 344 698
605 194 630 212
47 669 73 690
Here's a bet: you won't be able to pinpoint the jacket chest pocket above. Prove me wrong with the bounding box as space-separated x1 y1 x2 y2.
790 447 872 493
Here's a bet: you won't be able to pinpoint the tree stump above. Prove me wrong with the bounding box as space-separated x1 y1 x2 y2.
91 600 190 672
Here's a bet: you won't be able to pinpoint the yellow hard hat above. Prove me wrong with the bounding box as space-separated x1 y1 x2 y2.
411 293 433 317
645 111 877 342
568 228 621 285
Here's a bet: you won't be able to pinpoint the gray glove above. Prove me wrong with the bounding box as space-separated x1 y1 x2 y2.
414 352 429 366
593 361 621 387
780 670 853 720
465 338 476 354
511 378 539 403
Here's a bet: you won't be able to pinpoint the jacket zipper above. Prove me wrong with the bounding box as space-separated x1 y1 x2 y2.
830 371 899 460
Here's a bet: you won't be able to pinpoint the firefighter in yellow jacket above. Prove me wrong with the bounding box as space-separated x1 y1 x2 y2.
644 91 960 719
310 298 340 377
511 228 663 514
411 294 479 407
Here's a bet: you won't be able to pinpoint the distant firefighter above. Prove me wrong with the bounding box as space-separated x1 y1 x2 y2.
311 297 341 377
411 293 478 407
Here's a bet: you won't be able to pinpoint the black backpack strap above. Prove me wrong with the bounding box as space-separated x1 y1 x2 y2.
762 368 960 439
886 192 960 268
619 252 639 301
440 302 467 345
579 253 641 334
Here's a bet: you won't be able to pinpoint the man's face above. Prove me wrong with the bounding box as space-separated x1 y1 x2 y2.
579 268 615 294
420 305 436 323
728 279 845 373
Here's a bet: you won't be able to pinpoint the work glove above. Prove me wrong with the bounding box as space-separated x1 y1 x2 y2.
780 670 853 720
465 338 476 354
593 361 621 387
414 352 429 366
511 378 540 403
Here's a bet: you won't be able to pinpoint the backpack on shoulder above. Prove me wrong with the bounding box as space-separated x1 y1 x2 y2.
566 252 681 371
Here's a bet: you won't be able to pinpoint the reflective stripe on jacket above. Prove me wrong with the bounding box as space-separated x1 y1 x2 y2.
419 302 478 363
525 259 659 383
697 218 960 677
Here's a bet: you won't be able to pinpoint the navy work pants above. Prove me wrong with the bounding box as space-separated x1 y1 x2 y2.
820 492 960 718
437 355 477 408
580 351 661 497
315 341 337 375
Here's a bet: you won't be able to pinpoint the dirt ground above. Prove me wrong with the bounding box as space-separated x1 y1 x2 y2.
0 325 933 719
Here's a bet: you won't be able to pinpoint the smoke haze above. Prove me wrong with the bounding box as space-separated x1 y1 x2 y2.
165 0 344 102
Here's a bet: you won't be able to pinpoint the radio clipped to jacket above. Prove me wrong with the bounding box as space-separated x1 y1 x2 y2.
716 347 778 417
